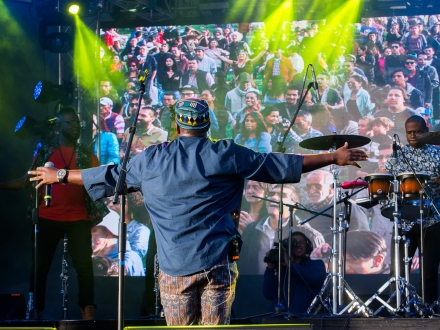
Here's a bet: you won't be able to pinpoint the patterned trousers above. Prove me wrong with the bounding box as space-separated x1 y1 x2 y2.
159 260 238 325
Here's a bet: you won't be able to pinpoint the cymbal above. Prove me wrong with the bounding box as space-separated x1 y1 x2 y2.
299 135 371 150
416 131 440 145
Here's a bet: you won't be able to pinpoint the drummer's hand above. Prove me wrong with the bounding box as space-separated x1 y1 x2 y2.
28 167 59 189
310 243 332 259
238 211 253 234
334 142 368 168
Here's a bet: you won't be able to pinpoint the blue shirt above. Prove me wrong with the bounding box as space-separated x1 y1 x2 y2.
82 136 303 276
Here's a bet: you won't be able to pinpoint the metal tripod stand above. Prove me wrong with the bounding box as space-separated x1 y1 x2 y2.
306 168 372 316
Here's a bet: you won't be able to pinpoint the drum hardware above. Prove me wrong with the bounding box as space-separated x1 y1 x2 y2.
364 138 440 315
303 170 372 315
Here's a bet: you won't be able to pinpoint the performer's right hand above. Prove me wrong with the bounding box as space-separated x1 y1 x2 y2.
28 167 59 189
334 142 368 168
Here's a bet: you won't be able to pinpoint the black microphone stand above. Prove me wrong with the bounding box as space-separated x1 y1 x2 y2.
25 128 58 320
113 70 149 330
272 64 318 316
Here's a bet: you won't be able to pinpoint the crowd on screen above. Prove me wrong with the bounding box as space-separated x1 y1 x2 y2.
92 15 440 276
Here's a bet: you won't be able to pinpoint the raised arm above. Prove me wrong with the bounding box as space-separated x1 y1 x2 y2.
249 45 268 64
213 52 234 65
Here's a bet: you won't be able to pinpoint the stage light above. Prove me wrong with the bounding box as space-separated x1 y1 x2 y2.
38 12 74 53
68 4 80 14
39 32 73 53
14 116 55 139
34 80 74 106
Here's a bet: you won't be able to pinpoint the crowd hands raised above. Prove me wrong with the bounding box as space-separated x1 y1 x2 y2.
95 16 440 279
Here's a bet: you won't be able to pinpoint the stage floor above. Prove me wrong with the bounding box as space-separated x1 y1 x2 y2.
1 316 440 330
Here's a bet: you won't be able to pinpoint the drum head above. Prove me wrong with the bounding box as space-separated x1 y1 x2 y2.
397 172 430 181
365 173 394 181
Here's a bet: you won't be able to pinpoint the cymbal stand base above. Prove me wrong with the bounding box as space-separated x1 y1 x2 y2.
364 276 423 316
307 272 372 316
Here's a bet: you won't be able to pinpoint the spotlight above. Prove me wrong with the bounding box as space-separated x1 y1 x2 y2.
68 4 80 14
14 116 58 139
34 80 74 106
39 32 73 53
38 12 74 53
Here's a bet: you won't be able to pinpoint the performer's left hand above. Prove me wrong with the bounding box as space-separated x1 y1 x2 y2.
28 167 59 189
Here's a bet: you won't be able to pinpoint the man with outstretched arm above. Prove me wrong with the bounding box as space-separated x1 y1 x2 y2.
29 98 367 326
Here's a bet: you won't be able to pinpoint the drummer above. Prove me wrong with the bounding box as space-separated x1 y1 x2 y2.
382 115 440 304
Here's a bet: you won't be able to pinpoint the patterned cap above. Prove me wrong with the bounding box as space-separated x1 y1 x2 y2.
175 98 210 130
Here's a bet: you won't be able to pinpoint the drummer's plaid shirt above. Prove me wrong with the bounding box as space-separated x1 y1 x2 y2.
384 144 440 227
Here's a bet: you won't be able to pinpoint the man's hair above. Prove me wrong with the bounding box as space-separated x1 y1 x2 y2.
378 142 393 151
318 72 330 80
140 106 156 116
163 92 176 100
57 107 78 118
346 230 386 260
406 115 427 130
372 117 395 130
286 83 301 94
417 51 428 57
388 86 409 101
306 169 333 186
170 44 182 50
391 69 408 78
270 183 298 200
187 56 200 63
245 90 260 100
179 125 210 136
297 110 312 123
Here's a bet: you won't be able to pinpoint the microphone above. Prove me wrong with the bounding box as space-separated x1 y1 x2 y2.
47 117 60 125
44 162 54 207
392 134 398 164
340 180 368 189
310 64 321 101
137 69 150 83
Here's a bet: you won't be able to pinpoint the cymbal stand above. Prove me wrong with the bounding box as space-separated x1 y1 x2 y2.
306 170 372 316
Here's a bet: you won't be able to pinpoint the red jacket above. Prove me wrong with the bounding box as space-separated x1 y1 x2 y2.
263 55 295 84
